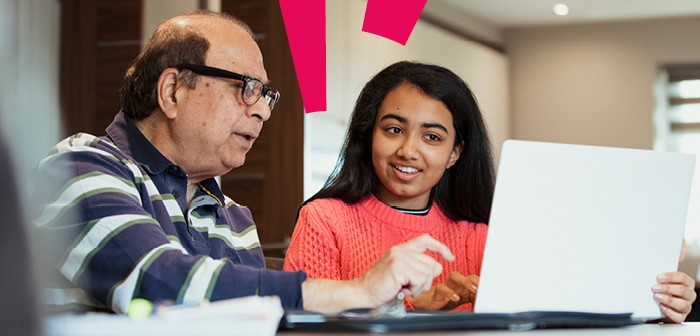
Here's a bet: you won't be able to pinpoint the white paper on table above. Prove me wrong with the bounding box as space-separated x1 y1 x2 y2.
44 295 284 336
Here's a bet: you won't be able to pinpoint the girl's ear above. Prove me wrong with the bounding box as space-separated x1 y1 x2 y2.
447 141 464 169
157 68 181 119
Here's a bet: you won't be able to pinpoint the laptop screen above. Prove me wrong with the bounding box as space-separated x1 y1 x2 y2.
474 140 695 320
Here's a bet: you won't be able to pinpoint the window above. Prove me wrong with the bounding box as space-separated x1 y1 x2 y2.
656 63 700 252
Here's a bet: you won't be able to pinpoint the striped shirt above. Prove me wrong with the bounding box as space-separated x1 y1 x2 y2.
31 111 306 313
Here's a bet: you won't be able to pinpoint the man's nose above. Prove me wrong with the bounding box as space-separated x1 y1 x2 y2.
247 98 272 122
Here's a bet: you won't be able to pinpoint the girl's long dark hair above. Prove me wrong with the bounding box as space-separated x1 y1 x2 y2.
306 61 495 223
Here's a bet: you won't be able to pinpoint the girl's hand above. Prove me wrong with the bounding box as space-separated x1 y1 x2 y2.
653 271 696 323
444 271 479 306
407 272 479 311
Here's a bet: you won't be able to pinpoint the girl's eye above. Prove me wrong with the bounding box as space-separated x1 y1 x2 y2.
386 126 402 134
426 134 441 142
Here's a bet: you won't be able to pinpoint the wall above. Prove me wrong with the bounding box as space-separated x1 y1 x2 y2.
505 16 700 280
143 0 197 45
422 0 504 49
505 16 700 149
305 0 510 198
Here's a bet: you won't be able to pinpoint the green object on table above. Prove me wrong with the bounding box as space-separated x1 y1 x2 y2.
127 298 154 321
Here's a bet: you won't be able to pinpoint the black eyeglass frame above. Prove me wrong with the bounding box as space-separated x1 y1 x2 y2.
175 63 280 111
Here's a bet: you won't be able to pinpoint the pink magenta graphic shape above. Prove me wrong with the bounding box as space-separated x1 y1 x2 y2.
278 0 427 113
278 0 326 113
362 0 427 45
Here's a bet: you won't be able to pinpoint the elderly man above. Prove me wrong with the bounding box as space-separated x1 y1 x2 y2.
32 10 453 314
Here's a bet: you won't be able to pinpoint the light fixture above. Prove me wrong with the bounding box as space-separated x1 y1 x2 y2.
553 3 570 16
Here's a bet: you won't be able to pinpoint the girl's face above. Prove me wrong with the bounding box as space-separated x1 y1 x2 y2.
371 83 463 209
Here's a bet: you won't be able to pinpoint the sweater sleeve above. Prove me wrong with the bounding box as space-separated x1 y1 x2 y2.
283 200 343 280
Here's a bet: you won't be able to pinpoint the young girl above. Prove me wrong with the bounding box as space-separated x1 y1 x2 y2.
284 61 697 319
284 61 493 311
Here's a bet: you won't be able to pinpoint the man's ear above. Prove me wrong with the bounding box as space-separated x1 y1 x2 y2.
447 141 464 169
157 68 181 119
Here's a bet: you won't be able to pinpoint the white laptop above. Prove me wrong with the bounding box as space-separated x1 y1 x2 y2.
474 140 696 320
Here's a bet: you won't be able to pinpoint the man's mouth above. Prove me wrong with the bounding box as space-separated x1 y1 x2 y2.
235 131 258 141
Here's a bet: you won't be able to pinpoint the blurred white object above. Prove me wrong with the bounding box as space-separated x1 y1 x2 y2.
44 296 284 336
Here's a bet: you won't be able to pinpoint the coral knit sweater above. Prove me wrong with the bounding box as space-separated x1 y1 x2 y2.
284 195 488 311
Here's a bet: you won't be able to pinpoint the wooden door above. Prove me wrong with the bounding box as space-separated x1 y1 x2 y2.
60 0 143 137
221 0 304 256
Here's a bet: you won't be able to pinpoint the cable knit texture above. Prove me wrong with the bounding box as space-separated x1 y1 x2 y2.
284 195 488 311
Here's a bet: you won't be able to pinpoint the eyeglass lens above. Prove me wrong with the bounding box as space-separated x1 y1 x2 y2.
242 78 279 111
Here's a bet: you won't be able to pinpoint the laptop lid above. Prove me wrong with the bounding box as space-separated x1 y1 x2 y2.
474 140 695 320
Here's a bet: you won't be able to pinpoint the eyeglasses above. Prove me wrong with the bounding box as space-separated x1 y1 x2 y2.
175 63 280 111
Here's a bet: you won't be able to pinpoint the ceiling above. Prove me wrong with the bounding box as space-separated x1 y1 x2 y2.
437 0 700 28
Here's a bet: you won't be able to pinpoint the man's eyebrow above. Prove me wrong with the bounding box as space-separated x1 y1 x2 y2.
234 69 268 85
379 113 449 133
244 74 268 85
245 73 268 85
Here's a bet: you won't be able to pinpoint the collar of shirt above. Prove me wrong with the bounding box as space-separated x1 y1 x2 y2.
105 111 226 208
106 111 174 176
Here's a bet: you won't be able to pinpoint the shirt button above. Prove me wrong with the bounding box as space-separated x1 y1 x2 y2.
172 189 179 198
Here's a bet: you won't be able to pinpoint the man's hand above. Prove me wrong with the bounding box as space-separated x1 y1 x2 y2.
357 234 455 306
301 234 454 314
653 271 697 323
